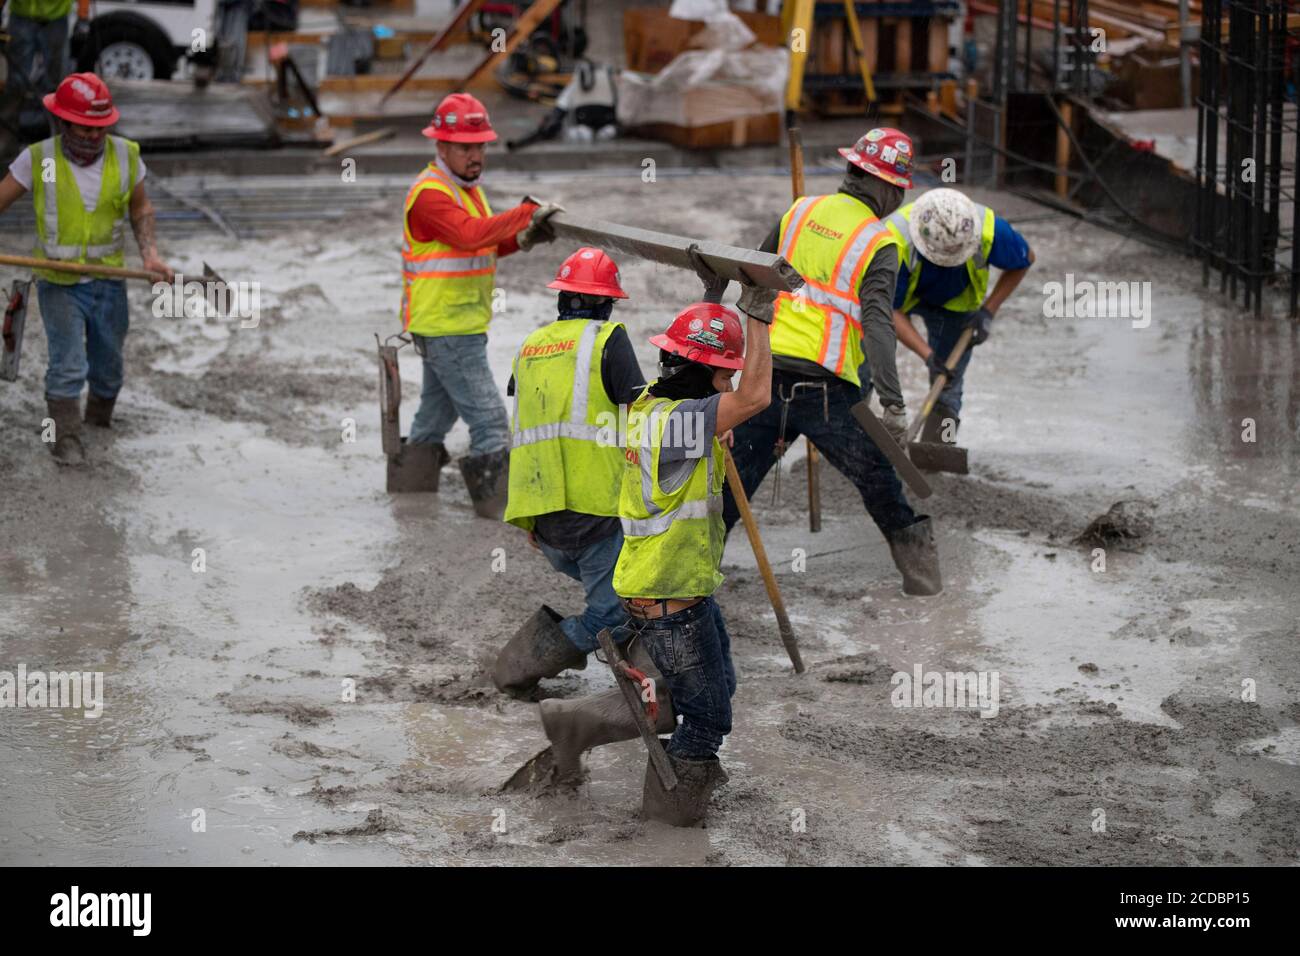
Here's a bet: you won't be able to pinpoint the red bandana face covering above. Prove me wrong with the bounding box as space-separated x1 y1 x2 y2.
61 124 106 166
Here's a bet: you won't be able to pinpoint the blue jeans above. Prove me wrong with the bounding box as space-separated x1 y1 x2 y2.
618 597 736 760
37 279 130 401
8 13 68 128
535 528 629 654
724 369 917 539
409 333 509 454
861 303 976 415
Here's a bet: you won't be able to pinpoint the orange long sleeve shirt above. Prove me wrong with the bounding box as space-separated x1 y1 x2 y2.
407 189 537 258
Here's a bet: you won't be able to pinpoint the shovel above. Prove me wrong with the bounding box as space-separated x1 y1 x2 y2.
905 327 973 475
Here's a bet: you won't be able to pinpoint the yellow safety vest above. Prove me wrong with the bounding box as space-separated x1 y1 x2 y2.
504 318 625 532
884 201 997 314
30 135 140 286
612 389 726 600
10 0 72 21
770 193 896 386
400 164 497 337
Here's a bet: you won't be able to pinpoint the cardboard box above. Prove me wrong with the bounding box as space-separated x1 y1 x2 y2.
623 7 784 73
629 112 781 149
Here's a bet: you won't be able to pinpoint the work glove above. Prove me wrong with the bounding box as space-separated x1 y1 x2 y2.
881 403 908 448
735 268 776 324
967 306 994 346
687 243 729 304
518 200 564 251
925 350 952 381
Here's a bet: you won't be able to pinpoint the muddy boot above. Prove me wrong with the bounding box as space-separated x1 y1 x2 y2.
386 439 449 493
491 605 587 697
886 516 942 596
538 641 677 784
458 449 509 519
642 743 728 828
919 401 960 445
46 397 87 467
83 392 117 428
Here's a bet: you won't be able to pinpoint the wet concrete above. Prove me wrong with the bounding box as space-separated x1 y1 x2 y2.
1 171 1297 865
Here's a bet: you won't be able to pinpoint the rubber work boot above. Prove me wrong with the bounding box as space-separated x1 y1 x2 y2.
491 604 587 697
386 439 448 493
886 516 943 596
919 401 960 445
458 449 509 519
642 742 729 828
538 640 677 784
46 397 86 467
83 392 117 428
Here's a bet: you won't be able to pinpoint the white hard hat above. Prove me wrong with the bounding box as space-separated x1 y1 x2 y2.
909 188 981 267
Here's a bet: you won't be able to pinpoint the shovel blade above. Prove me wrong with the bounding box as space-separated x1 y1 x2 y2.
908 441 969 475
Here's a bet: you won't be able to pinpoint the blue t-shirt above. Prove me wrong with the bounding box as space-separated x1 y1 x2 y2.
894 215 1032 310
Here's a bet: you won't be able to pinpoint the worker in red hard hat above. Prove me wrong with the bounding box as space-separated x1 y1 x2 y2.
398 91 564 518
492 247 648 704
0 72 174 467
724 126 945 598
601 257 775 826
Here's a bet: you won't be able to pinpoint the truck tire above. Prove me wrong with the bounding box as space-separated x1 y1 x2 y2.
77 14 178 81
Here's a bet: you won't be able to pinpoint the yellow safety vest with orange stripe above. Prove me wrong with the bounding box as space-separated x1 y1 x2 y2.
400 164 497 337
770 193 897 387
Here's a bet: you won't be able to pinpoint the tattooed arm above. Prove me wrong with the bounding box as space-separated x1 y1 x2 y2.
128 183 174 281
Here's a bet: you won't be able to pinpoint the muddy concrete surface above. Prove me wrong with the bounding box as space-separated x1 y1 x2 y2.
1 170 1297 865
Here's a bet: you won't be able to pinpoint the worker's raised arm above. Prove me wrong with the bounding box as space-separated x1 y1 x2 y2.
0 173 28 216
716 283 774 436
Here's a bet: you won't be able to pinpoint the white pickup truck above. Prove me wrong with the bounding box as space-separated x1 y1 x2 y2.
74 0 298 80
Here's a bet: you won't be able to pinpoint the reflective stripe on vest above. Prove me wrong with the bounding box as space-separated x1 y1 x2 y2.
770 194 894 386
399 165 496 336
612 391 725 599
504 319 625 531
30 136 139 284
887 202 996 314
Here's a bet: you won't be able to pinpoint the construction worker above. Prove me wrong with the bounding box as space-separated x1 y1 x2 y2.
491 247 647 697
869 187 1035 443
0 73 174 465
4 0 73 131
401 91 562 518
611 269 775 827
726 128 942 596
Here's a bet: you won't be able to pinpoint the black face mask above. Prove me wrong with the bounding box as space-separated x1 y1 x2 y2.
648 354 717 401
557 293 614 322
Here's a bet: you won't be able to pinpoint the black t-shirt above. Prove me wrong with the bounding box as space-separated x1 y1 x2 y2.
509 322 647 552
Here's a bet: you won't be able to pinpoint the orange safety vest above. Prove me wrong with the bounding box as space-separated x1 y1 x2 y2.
769 193 896 386
399 164 497 337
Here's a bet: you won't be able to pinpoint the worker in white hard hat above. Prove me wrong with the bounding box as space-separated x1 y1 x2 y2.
868 188 1034 444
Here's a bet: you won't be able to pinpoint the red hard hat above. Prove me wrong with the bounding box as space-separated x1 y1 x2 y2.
422 92 497 143
649 303 745 371
548 247 627 298
839 127 914 188
43 73 119 128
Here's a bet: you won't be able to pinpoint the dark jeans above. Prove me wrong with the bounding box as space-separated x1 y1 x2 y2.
37 279 130 401
535 527 627 654
723 369 916 538
8 13 67 129
860 303 975 415
618 597 735 760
